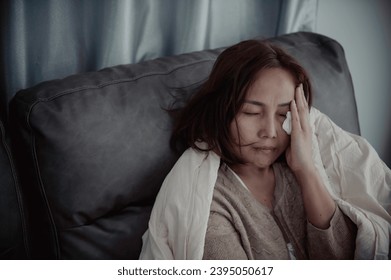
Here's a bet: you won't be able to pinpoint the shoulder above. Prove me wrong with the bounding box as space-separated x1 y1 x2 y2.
210 164 240 211
212 164 250 206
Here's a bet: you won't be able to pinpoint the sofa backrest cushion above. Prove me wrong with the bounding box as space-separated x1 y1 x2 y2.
9 32 360 259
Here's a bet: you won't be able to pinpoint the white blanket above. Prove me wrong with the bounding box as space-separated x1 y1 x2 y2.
139 108 391 259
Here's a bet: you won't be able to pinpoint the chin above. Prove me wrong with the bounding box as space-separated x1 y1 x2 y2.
253 159 275 169
253 154 282 168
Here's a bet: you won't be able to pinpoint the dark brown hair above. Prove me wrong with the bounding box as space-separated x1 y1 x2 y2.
170 39 312 164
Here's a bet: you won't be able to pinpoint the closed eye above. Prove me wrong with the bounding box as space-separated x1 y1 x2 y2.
243 112 259 116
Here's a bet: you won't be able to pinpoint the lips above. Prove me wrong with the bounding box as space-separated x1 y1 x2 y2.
253 146 276 150
253 146 277 153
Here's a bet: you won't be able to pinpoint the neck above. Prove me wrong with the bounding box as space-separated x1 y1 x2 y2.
229 163 273 179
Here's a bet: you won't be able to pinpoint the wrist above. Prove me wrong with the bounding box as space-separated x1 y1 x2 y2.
293 165 319 184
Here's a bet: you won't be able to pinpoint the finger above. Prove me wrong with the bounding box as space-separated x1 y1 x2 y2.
295 84 306 112
301 83 309 110
301 84 312 131
296 84 310 131
290 99 301 132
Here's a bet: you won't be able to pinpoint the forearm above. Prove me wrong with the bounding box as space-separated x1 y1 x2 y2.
294 167 336 229
306 206 357 259
287 86 335 228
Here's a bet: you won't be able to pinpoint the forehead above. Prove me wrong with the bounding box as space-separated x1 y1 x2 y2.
245 68 296 102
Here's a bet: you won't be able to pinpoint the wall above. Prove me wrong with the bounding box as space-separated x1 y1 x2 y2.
316 0 391 167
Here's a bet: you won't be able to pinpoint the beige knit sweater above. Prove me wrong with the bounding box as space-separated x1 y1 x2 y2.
203 163 357 260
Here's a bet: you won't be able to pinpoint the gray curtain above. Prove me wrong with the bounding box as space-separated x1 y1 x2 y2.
0 0 318 122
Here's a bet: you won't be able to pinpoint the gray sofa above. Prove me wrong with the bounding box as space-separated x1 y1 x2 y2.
1 32 360 259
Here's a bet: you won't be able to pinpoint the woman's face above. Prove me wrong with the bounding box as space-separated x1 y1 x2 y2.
230 67 295 169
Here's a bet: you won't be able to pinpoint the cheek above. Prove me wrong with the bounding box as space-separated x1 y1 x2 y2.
229 121 239 143
279 132 290 150
230 118 255 143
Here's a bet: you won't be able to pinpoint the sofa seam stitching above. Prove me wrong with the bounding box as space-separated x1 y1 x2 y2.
36 59 216 102
0 121 31 258
27 101 62 259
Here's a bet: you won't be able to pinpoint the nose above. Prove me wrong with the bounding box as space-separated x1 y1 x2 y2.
258 115 277 138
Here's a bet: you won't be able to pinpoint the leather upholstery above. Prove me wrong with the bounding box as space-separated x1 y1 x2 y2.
0 120 28 259
7 32 360 259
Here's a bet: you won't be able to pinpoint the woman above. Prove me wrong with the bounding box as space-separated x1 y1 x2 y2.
169 40 357 259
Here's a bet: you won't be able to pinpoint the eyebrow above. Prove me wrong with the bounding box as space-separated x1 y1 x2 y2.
244 100 291 107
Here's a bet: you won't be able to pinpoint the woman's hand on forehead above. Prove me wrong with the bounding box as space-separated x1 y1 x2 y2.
285 84 314 174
